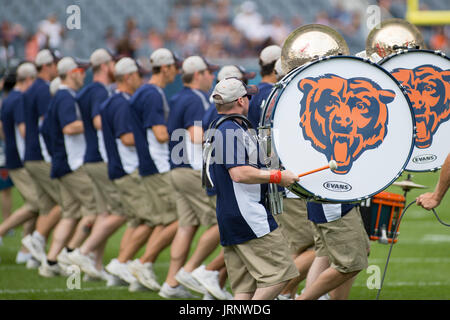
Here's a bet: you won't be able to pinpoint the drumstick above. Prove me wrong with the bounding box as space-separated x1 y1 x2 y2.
298 160 338 178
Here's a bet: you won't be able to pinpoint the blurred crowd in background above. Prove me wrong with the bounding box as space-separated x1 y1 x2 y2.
0 0 449 72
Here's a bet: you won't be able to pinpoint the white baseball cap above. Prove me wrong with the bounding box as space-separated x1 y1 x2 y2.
274 58 285 78
212 78 259 104
90 48 112 67
150 48 181 68
35 49 55 67
182 56 219 75
49 77 61 96
217 65 256 82
115 57 138 76
57 57 79 76
260 45 282 66
17 62 37 80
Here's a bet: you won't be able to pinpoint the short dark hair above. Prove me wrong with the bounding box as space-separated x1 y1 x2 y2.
259 59 276 77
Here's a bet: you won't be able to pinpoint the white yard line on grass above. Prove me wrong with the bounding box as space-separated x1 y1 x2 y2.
0 286 128 295
353 281 450 287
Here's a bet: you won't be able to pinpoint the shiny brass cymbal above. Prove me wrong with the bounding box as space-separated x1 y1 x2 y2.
393 180 427 190
281 24 350 74
366 18 425 58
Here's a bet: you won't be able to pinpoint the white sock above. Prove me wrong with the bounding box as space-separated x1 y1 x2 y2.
32 231 45 244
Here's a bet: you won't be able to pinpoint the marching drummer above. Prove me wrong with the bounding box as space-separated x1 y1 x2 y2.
207 78 299 299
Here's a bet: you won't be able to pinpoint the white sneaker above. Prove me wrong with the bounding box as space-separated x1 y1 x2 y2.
102 270 128 287
105 259 136 284
15 251 32 264
191 265 228 299
175 267 206 294
203 291 216 300
38 261 64 278
22 234 46 263
128 281 149 292
68 249 102 279
128 259 161 291
26 257 41 269
276 293 292 300
158 282 199 299
223 290 233 300
318 293 331 300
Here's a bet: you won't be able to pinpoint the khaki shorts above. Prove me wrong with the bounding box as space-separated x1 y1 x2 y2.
224 227 299 294
142 172 177 225
84 162 125 217
170 168 216 227
275 198 315 254
312 206 370 274
114 170 156 227
8 167 40 214
24 161 60 214
57 167 97 219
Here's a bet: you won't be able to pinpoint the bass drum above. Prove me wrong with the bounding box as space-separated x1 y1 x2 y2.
259 55 415 203
380 49 450 172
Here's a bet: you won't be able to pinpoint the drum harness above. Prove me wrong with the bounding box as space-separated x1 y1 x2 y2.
377 200 450 299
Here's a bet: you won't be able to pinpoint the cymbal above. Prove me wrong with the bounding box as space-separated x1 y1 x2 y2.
393 180 427 190
366 18 425 58
281 24 349 74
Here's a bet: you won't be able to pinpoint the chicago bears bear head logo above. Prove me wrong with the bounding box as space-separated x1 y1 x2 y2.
391 65 450 149
298 74 396 174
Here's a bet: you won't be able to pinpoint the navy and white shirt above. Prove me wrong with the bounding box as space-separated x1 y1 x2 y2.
248 82 273 129
129 84 170 177
23 78 52 163
76 82 110 164
168 87 210 170
307 202 356 224
210 118 276 246
100 91 138 180
0 90 26 169
48 85 86 178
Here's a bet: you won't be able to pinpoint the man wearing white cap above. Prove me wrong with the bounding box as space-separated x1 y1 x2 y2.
125 48 181 290
0 63 41 264
39 57 98 277
159 56 220 299
20 49 61 267
66 49 128 280
100 57 159 291
247 45 281 129
207 78 299 299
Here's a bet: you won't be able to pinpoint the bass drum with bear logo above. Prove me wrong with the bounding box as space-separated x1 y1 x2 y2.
380 49 450 172
259 55 415 203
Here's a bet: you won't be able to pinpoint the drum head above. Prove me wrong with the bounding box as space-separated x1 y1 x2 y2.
381 50 450 172
269 56 415 202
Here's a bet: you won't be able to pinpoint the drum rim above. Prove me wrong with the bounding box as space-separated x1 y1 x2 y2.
379 48 449 66
265 55 416 203
380 49 449 173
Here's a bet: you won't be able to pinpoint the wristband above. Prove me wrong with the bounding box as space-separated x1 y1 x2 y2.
269 170 282 184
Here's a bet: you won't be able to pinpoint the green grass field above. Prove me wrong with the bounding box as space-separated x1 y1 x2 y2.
0 170 449 300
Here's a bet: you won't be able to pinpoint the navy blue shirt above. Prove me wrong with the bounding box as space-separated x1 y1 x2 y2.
0 90 25 169
23 78 51 161
48 87 86 178
168 87 210 170
129 84 170 177
100 91 135 180
210 119 276 246
248 82 273 129
307 202 356 224
76 82 109 163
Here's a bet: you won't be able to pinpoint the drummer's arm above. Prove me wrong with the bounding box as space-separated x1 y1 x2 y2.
229 166 299 187
416 153 450 210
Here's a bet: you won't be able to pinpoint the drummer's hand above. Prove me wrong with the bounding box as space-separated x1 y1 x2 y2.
416 192 440 211
279 170 299 187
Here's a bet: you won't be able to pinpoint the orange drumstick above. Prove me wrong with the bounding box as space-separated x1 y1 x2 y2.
298 160 338 178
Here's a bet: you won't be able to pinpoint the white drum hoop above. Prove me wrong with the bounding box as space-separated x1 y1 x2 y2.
260 55 416 203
